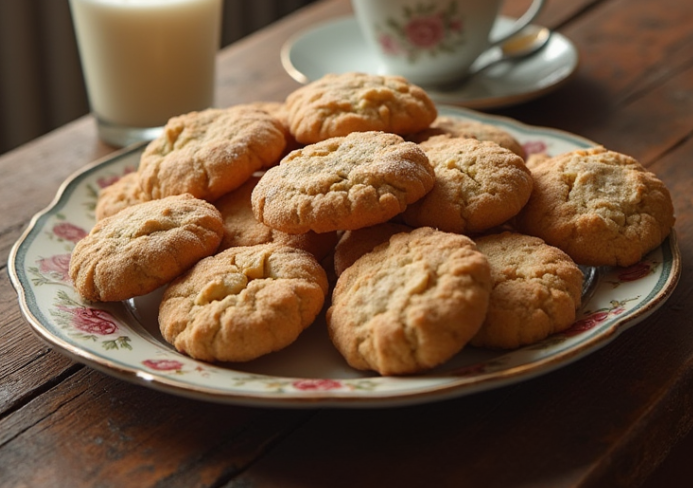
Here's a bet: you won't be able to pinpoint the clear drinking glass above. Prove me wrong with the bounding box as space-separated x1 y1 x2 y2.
69 0 222 147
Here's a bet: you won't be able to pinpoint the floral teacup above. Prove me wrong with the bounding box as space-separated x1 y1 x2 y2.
351 0 546 86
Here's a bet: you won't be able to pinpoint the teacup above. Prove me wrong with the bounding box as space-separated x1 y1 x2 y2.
351 0 546 86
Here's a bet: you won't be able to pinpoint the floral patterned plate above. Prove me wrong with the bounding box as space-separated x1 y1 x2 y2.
9 106 680 408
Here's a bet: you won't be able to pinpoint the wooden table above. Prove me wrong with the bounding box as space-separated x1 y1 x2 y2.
2 0 692 486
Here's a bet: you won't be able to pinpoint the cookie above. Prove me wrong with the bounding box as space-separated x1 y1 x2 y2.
285 72 437 144
402 136 533 235
95 172 148 221
326 227 492 375
525 152 551 169
471 232 584 349
138 105 287 202
251 131 435 234
215 176 338 261
70 194 224 302
515 147 676 267
249 101 301 155
333 222 412 277
159 243 329 363
409 116 526 159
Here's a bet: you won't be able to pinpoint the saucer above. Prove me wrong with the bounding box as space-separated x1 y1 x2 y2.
281 16 580 110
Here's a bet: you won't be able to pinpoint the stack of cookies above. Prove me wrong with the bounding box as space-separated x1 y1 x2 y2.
69 72 676 376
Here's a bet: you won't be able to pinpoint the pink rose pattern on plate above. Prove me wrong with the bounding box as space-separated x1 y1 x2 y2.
293 379 343 391
50 291 132 350
30 253 73 286
522 140 548 156
223 376 379 393
562 296 639 337
143 359 184 372
36 199 134 351
52 222 87 244
377 1 465 62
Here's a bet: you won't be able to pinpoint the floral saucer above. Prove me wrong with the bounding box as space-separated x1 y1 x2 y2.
281 16 579 109
9 106 680 408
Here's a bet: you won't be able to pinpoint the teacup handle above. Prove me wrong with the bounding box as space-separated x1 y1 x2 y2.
489 0 547 46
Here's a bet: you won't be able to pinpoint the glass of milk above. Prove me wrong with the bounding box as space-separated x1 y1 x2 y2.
69 0 222 147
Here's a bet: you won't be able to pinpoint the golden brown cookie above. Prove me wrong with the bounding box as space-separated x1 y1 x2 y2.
215 176 338 261
525 152 551 169
333 222 412 277
138 106 286 202
70 194 224 302
251 131 435 234
326 227 492 376
285 72 437 144
95 172 149 221
159 243 329 363
515 147 676 267
471 232 584 350
248 101 301 155
409 115 526 159
402 136 533 235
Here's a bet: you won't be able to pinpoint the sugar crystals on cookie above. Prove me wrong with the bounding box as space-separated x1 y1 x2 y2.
70 194 224 302
327 227 492 375
285 72 437 144
515 147 675 267
159 243 329 363
402 136 533 235
138 105 287 202
471 231 584 349
251 131 435 234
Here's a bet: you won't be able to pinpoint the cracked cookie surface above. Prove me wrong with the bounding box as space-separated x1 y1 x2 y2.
402 136 533 235
471 231 584 349
215 176 338 261
159 243 329 362
326 227 491 375
515 147 675 267
70 194 224 302
251 131 435 234
138 106 286 202
285 72 437 144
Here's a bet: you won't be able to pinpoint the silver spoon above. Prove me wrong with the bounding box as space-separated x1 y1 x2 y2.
436 25 552 89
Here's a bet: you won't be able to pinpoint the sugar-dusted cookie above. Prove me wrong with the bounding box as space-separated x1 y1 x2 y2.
248 101 301 156
159 243 329 363
409 116 526 159
138 105 286 202
70 194 224 302
524 152 551 169
285 72 437 144
333 222 412 277
215 176 338 261
471 232 584 350
95 172 148 221
515 147 676 267
252 131 435 234
402 136 533 235
327 227 491 375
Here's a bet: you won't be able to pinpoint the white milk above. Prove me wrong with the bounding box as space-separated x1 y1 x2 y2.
69 0 221 130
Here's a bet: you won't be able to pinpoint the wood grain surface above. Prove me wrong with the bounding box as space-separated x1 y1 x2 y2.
1 0 692 486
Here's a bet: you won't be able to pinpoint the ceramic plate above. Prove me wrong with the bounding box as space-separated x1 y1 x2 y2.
281 16 579 110
9 106 680 408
